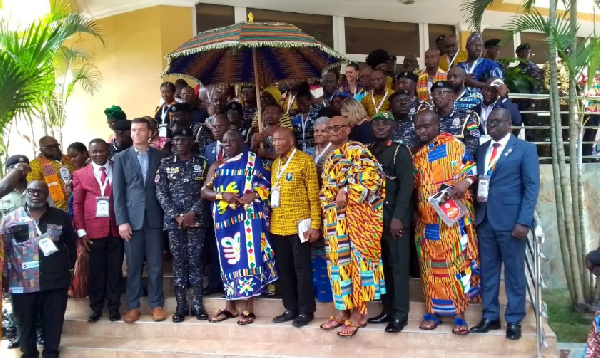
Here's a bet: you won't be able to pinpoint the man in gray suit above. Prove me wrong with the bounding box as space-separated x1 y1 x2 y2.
113 117 167 323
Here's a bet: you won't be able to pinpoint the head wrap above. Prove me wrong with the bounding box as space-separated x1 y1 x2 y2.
104 105 126 121
372 111 395 121
262 85 282 104
466 33 482 46
5 155 29 168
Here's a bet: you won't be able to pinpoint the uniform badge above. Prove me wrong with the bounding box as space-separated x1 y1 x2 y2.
286 173 293 181
452 118 460 126
193 164 202 172
154 174 160 183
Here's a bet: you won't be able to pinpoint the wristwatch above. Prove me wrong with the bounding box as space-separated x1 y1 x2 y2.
215 192 223 200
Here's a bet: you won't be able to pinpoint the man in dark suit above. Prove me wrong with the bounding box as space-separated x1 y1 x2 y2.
72 138 122 323
204 114 230 166
113 117 167 323
470 108 540 340
471 78 522 141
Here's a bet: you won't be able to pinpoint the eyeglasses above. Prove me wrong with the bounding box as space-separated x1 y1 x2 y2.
26 188 47 196
41 143 60 150
487 119 510 127
326 125 349 132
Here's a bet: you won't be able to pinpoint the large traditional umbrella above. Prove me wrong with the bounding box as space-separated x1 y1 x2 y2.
163 16 349 130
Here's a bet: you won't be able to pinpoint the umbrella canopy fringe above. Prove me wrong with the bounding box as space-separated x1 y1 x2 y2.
166 40 350 62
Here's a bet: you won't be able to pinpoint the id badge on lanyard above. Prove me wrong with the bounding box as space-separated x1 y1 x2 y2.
96 196 110 217
271 186 281 208
477 175 490 202
58 166 71 183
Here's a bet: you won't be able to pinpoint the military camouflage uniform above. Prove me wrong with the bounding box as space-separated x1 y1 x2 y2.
155 154 209 315
438 107 481 157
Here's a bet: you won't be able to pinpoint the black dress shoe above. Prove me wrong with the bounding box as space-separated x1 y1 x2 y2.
470 318 501 333
506 323 522 340
385 318 407 333
109 311 122 322
368 312 391 324
88 310 102 323
192 308 209 320
7 335 20 349
272 310 297 323
292 313 313 328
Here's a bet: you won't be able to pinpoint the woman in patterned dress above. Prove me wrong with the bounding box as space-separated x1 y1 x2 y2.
201 130 277 325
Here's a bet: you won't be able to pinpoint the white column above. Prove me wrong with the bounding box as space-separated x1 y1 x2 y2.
419 23 428 69
513 31 521 53
191 6 196 36
234 6 246 23
333 16 346 55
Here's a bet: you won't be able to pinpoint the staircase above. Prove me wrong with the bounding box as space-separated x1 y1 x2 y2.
1 269 558 358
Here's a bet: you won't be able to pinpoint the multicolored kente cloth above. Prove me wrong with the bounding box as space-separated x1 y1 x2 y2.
417 69 447 103
211 151 278 300
27 156 75 211
319 141 386 313
583 301 600 357
413 133 480 316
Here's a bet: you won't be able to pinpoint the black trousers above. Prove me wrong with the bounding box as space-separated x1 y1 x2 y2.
272 234 316 315
205 225 222 289
381 230 411 322
13 288 68 358
89 236 123 313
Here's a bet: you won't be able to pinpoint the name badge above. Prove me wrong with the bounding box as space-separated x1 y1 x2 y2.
59 166 71 183
159 124 168 138
271 185 281 208
477 175 490 202
38 234 58 256
96 196 110 217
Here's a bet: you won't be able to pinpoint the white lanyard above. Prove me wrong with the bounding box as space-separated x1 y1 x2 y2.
275 149 297 186
286 93 296 114
161 104 171 121
26 208 42 236
449 51 460 68
314 143 331 164
301 114 309 149
371 90 390 114
97 167 109 196
480 105 493 135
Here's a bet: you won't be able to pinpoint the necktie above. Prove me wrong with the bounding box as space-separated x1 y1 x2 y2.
99 167 107 185
217 146 224 161
489 142 501 164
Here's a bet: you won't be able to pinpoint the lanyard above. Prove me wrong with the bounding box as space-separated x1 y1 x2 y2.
485 144 502 174
464 58 482 75
449 51 460 68
314 143 331 164
26 208 42 236
301 114 309 150
275 149 296 186
371 90 389 114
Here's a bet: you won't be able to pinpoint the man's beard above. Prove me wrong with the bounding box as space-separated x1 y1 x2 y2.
28 201 46 209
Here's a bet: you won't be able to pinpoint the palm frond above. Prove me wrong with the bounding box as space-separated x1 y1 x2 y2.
66 63 102 99
460 0 495 32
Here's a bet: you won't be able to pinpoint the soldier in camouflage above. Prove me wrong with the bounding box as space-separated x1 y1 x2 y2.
431 81 481 156
155 127 210 322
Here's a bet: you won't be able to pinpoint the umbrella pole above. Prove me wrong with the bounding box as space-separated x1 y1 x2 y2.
253 48 263 133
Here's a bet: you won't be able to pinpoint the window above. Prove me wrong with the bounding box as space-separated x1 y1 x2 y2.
247 9 333 48
345 18 420 56
195 3 235 33
520 32 548 64
428 24 455 52
482 29 515 60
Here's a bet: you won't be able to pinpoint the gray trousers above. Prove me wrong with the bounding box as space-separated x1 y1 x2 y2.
124 218 164 310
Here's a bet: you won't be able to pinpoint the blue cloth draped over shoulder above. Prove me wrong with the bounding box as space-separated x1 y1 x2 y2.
211 150 278 300
458 58 504 93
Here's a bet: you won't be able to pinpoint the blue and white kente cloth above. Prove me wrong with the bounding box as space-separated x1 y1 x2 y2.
458 58 504 93
211 150 277 300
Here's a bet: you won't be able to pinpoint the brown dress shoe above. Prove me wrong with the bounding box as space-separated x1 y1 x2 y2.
124 309 141 324
152 307 167 322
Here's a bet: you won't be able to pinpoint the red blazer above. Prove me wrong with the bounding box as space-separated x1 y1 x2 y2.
72 164 119 239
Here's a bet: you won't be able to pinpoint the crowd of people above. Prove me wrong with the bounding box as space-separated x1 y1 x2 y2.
0 31 545 357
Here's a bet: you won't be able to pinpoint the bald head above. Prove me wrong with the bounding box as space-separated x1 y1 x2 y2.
447 66 467 91
272 127 295 156
39 135 61 160
425 49 441 71
414 110 440 145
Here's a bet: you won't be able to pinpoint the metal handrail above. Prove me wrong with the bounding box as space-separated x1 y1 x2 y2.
526 213 548 358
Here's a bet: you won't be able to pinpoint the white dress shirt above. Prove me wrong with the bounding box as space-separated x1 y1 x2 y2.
484 133 511 169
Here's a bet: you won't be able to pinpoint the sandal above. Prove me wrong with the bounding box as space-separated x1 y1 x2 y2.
320 316 344 330
237 311 256 326
419 313 440 330
337 320 360 338
452 317 469 335
209 309 238 323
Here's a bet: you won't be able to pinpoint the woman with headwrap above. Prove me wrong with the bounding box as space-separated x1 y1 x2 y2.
458 33 504 92
104 105 127 143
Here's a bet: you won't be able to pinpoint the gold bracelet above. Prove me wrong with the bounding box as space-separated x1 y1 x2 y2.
215 192 223 200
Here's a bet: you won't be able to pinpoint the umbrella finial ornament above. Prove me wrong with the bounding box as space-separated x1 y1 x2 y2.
248 12 254 22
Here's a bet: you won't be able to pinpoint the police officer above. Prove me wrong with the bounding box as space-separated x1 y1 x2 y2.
169 103 201 140
155 127 209 322
431 80 481 156
388 90 419 152
367 112 414 333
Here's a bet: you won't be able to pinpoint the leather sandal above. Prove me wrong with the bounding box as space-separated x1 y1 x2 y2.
237 311 256 325
209 309 237 323
452 317 470 335
419 313 440 330
320 316 344 330
337 320 360 338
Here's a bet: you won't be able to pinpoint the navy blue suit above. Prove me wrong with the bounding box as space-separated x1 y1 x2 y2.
204 142 249 166
473 97 522 133
475 134 539 324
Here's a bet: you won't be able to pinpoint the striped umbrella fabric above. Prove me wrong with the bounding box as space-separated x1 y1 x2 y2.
163 21 349 87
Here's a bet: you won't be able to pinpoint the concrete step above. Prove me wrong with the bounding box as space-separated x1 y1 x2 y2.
0 336 559 358
59 312 557 356
65 294 538 324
